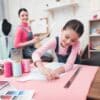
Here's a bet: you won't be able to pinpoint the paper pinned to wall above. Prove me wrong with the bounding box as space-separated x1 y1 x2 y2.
17 62 64 81
31 18 48 35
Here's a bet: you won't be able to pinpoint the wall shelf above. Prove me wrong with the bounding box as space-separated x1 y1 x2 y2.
44 2 79 11
89 50 100 52
89 34 100 37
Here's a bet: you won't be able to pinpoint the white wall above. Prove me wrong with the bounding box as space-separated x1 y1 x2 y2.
0 0 4 20
4 0 100 50
8 0 48 25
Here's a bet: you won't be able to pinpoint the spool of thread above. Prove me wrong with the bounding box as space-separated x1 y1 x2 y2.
4 61 12 77
12 61 22 77
21 59 30 73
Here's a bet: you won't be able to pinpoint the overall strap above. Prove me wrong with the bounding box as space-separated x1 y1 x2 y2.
19 25 29 33
67 45 72 54
19 25 33 40
55 36 72 54
55 37 59 53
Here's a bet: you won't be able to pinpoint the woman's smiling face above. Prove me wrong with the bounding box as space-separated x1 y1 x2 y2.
19 10 29 23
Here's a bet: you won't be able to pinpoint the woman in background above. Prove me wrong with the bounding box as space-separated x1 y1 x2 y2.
14 8 39 59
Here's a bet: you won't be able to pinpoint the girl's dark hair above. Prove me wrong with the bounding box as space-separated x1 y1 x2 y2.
62 19 84 37
18 8 28 16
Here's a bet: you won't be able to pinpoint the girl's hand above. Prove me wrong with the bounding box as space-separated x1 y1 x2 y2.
39 67 58 80
50 67 66 80
41 67 60 80
35 61 59 80
51 70 60 80
41 67 54 80
35 61 53 80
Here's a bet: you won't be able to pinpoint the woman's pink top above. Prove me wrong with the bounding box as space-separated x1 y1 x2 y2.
32 37 81 71
14 22 31 48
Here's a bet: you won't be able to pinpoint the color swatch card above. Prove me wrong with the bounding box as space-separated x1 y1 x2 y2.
0 81 9 90
0 90 35 100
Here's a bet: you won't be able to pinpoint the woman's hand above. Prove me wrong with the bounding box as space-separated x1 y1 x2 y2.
32 36 40 44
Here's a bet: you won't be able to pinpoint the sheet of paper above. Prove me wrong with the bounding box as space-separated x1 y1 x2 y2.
18 62 64 81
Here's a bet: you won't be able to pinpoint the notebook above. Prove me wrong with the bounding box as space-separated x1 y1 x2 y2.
0 81 9 90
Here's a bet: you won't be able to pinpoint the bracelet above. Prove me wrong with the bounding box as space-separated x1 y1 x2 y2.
34 62 38 67
34 61 41 67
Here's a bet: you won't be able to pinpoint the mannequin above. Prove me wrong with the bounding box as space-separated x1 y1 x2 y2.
1 19 12 48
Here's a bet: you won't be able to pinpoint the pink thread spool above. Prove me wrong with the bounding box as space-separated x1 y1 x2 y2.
4 61 12 77
21 59 30 73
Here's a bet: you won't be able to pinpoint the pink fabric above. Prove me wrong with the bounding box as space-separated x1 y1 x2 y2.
14 22 31 48
32 37 80 71
0 65 98 100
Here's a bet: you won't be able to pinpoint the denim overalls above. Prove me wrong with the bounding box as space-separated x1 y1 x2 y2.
55 37 80 64
21 26 36 58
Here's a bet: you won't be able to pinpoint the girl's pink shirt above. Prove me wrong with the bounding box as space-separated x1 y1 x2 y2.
32 37 81 72
14 22 31 48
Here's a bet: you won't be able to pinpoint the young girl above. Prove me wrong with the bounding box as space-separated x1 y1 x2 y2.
14 8 39 59
32 19 84 80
